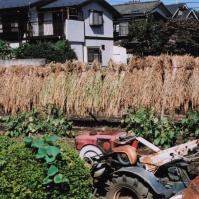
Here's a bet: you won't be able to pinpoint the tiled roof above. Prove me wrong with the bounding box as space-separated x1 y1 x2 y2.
0 0 42 9
113 1 161 15
165 3 186 15
40 0 86 9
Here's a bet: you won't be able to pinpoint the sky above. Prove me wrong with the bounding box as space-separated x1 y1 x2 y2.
106 0 199 10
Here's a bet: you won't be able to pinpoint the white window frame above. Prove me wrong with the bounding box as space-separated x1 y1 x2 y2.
89 10 103 26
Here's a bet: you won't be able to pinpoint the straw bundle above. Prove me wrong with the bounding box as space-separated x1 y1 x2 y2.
0 55 198 118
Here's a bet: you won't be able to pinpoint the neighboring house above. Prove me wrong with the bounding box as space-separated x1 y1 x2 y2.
0 0 121 66
166 3 198 20
113 1 172 39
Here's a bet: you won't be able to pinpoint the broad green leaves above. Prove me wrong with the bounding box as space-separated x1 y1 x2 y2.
3 104 73 137
24 135 68 185
122 107 181 148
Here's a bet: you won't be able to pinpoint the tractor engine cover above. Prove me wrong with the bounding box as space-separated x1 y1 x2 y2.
75 130 127 154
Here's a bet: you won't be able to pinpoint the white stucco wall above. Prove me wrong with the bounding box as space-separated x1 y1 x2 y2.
82 2 113 38
85 39 113 66
71 43 84 61
65 20 84 42
113 46 127 64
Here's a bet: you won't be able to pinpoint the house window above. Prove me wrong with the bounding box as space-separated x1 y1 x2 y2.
0 16 2 33
89 10 103 26
11 21 18 32
88 48 102 63
68 8 82 20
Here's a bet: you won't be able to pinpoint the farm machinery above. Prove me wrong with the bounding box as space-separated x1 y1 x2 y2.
75 130 199 199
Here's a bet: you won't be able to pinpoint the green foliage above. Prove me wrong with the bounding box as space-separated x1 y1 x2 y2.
24 135 67 185
121 107 177 148
3 104 73 137
54 40 77 63
181 110 199 139
0 135 93 199
122 15 164 56
0 40 12 59
13 40 77 63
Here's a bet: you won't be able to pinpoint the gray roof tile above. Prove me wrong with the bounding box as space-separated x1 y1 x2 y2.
113 1 161 15
0 0 42 9
40 0 86 8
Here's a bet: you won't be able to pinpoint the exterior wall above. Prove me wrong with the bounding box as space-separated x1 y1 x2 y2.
84 39 113 66
153 4 170 19
82 2 113 38
113 46 127 64
82 2 114 66
71 43 84 61
0 59 46 66
65 20 84 42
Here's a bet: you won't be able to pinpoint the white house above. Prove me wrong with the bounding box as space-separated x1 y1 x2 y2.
0 0 123 66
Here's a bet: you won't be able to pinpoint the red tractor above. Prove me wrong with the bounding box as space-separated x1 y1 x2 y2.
75 130 199 199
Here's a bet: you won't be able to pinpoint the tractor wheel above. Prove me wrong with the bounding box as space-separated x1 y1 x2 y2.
79 145 103 160
106 175 154 199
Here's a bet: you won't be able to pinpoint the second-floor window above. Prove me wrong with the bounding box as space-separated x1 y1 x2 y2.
89 10 103 26
11 21 18 32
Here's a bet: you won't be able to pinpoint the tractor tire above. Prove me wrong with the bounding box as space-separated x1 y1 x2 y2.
106 175 154 199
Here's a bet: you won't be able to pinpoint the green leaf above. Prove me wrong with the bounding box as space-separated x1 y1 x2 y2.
54 174 68 183
154 138 160 145
36 147 47 159
161 138 165 145
135 118 141 123
195 129 199 136
42 178 53 185
154 118 159 124
47 165 58 177
45 135 59 143
47 146 61 157
24 137 34 144
32 140 44 148
155 130 159 138
45 156 56 163
168 131 174 139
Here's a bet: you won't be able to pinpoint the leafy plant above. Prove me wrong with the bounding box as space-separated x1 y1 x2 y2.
121 106 159 141
121 106 177 148
14 40 77 63
122 15 164 56
24 135 68 185
0 135 93 199
180 110 199 139
0 39 12 59
3 104 73 137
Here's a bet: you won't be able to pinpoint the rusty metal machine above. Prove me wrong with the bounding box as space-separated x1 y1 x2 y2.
75 131 199 199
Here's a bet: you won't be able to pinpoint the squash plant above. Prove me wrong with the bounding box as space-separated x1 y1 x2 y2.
24 135 68 185
181 110 199 139
121 106 177 148
3 104 73 137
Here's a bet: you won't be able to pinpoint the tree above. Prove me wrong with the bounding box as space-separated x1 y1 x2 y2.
121 15 164 56
0 39 12 59
162 19 199 56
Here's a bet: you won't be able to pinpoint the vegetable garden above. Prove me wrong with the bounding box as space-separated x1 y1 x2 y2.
1 54 199 198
